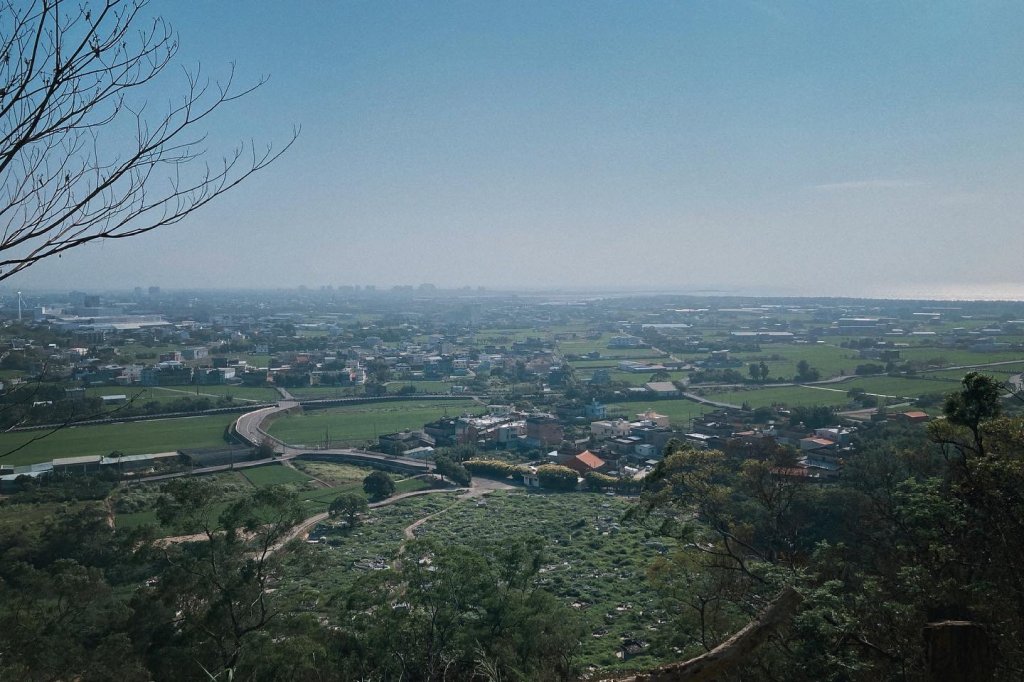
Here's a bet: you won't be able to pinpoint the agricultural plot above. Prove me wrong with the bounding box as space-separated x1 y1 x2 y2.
84 384 278 407
266 399 478 446
606 370 689 387
605 399 707 427
896 348 1024 367
283 385 365 400
0 414 232 467
730 343 857 381
839 375 962 399
292 460 381 487
384 380 449 393
926 364 1024 382
700 385 852 409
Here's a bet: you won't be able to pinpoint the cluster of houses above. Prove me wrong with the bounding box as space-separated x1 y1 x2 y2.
372 398 938 485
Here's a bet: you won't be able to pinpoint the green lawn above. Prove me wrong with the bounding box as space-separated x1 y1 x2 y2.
267 399 478 446
0 415 232 466
240 464 313 487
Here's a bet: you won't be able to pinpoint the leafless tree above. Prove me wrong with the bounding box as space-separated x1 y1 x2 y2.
0 0 296 280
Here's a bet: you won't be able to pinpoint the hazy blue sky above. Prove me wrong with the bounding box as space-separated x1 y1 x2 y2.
13 1 1024 298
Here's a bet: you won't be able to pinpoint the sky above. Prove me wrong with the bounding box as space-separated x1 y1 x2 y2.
11 1 1024 299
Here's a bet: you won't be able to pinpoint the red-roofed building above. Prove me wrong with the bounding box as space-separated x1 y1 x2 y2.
564 450 606 474
799 437 837 452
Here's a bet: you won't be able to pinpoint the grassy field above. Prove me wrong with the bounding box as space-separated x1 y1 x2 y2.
83 384 278 406
605 399 707 427
292 460 381 486
0 415 233 466
384 380 449 393
700 385 853 409
896 348 1024 367
731 343 858 380
267 399 479 446
926 364 1024 381
839 375 961 398
240 464 313 487
284 385 365 400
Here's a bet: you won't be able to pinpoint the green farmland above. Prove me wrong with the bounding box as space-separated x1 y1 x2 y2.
605 399 707 427
83 384 278 407
0 415 232 467
700 385 853 409
266 399 479 446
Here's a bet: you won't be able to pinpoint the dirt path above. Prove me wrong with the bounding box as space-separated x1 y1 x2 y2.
399 477 516 549
154 477 517 555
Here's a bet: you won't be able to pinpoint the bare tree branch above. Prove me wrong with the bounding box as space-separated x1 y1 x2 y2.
0 0 296 281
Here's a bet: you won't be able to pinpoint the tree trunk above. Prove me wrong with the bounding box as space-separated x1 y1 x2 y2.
923 620 993 682
596 586 803 682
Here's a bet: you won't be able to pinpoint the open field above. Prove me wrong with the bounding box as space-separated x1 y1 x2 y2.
0 415 232 467
240 463 313 487
700 385 853 409
896 348 1024 367
267 399 479 446
927 364 1024 381
83 384 278 407
838 375 961 398
384 380 449 393
731 343 858 380
283 385 365 399
605 399 707 427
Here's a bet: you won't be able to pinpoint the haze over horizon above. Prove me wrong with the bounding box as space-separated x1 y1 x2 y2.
12 1 1024 300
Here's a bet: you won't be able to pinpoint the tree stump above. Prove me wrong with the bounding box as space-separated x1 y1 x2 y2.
924 620 993 682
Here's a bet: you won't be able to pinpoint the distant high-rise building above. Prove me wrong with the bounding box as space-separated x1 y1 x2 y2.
148 286 161 296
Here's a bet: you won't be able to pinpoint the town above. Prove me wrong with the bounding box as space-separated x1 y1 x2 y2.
4 287 1023 492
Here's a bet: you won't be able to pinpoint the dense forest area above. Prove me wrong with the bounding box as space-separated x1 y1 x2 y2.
1 373 1021 680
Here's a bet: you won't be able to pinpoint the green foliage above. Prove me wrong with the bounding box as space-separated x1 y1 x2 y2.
537 464 578 491
464 458 528 478
434 453 472 486
362 470 395 501
583 470 617 491
788 404 836 429
328 492 368 528
935 371 1005 456
794 359 820 382
339 537 584 680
